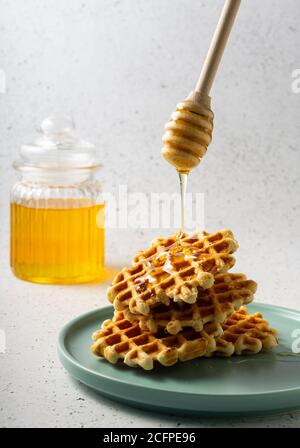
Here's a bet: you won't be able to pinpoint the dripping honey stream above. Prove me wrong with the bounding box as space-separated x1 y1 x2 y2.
178 169 189 237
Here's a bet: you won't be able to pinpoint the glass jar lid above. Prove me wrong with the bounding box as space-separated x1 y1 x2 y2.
13 116 101 172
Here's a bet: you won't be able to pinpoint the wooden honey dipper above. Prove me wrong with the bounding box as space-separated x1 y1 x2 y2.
162 0 241 174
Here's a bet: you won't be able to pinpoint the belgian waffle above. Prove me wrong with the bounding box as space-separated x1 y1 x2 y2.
107 229 238 315
91 307 278 370
209 306 278 357
123 273 257 334
91 311 223 370
132 229 236 262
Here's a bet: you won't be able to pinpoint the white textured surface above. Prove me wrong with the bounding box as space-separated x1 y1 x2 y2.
0 0 299 428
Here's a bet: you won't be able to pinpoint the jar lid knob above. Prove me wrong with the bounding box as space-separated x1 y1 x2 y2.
41 116 75 138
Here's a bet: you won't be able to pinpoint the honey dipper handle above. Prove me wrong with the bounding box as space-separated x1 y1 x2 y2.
195 0 241 95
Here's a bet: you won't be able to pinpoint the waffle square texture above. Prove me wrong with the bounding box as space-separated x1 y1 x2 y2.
107 229 238 315
91 307 278 370
123 273 257 334
209 306 278 357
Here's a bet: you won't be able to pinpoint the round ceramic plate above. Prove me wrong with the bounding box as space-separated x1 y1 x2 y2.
58 303 300 416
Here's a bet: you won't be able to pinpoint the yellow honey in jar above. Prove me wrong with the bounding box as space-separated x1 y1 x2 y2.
10 200 105 284
11 116 106 285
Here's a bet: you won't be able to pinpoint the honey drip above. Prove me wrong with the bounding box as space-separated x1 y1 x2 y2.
178 171 188 237
10 201 105 284
133 237 205 294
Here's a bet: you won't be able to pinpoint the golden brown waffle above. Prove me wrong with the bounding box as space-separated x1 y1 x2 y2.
91 307 278 370
123 273 257 334
107 229 238 315
208 306 278 357
91 311 223 370
133 229 235 263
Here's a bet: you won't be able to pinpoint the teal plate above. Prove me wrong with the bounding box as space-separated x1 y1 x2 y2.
58 303 300 416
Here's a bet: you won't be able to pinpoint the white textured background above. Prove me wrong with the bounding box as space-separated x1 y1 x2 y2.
0 0 299 428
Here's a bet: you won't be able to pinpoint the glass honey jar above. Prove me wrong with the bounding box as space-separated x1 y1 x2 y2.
10 116 105 284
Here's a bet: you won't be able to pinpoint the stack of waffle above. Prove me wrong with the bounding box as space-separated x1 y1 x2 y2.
91 230 278 370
